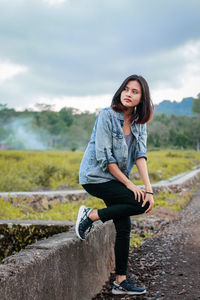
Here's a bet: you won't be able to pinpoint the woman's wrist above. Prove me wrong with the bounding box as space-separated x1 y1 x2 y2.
146 191 154 195
145 185 153 193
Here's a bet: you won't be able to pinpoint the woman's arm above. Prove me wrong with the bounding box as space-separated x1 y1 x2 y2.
135 157 152 191
135 157 154 213
95 109 117 172
108 162 145 202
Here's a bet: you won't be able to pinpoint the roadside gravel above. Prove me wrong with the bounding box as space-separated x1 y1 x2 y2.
93 188 200 300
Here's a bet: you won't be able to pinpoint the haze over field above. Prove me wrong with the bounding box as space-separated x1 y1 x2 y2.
0 0 200 112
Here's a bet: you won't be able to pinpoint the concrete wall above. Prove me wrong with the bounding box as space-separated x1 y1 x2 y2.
0 221 115 300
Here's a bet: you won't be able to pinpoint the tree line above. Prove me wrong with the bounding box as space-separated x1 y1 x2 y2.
0 99 199 151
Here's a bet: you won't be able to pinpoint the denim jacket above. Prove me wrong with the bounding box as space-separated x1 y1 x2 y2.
79 106 147 184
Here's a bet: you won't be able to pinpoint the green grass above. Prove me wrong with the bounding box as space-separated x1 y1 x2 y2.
0 150 200 192
132 150 200 185
0 196 106 221
0 150 83 192
129 232 154 250
154 190 193 210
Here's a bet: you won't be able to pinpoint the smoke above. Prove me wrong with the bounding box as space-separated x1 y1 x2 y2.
5 118 48 150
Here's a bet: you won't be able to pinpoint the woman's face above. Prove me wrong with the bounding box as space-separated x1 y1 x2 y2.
120 80 142 109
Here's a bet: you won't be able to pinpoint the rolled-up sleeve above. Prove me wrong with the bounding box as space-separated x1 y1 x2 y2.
135 124 147 161
95 109 117 172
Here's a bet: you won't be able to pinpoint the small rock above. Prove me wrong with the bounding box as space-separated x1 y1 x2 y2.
41 197 49 209
178 289 187 295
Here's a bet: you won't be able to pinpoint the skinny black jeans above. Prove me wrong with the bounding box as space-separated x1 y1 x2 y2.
82 179 149 275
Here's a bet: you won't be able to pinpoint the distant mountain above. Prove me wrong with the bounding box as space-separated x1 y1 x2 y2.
155 97 195 116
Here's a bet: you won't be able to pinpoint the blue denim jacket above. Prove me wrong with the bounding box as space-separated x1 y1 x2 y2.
79 106 147 184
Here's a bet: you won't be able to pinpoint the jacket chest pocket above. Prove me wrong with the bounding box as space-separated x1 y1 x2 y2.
112 131 124 148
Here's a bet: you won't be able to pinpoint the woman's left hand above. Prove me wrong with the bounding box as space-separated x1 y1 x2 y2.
141 192 154 213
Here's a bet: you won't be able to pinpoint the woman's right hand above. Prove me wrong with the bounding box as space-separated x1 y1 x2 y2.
125 180 145 202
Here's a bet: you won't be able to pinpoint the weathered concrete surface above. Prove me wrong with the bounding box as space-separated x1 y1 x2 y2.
0 219 74 227
0 190 86 198
153 166 200 187
0 221 115 300
151 167 200 193
0 190 89 211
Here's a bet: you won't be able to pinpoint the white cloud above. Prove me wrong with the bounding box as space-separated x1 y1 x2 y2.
151 74 200 104
43 0 66 5
151 40 200 103
0 0 200 110
0 61 28 83
26 94 113 113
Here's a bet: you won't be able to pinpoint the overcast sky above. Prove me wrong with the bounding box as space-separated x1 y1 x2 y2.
0 0 200 112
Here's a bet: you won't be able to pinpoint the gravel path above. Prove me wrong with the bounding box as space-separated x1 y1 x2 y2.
93 188 200 300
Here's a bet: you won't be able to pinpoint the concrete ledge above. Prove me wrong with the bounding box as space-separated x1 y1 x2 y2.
0 221 115 300
0 219 75 227
151 167 200 193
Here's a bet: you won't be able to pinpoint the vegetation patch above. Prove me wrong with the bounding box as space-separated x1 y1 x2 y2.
0 150 199 192
133 150 200 185
0 150 82 192
130 232 154 250
0 197 106 221
0 223 71 264
153 190 192 211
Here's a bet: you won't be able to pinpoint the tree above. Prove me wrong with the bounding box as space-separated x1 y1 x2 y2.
34 103 55 111
192 97 200 151
59 107 74 127
0 104 7 110
192 97 200 114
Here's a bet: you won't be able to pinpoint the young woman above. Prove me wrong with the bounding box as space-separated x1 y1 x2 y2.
75 74 154 296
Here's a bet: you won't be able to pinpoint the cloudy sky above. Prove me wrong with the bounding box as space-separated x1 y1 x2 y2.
0 0 200 112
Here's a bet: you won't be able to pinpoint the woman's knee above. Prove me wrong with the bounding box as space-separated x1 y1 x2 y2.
138 201 150 214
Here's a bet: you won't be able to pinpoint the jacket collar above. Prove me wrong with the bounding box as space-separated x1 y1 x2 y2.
108 106 124 120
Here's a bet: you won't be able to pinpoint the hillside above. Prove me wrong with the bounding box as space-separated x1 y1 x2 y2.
155 97 195 116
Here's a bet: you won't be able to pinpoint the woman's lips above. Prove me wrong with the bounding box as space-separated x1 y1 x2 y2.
124 98 131 102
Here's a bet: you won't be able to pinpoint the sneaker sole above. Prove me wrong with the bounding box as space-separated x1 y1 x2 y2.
75 205 87 240
112 288 146 295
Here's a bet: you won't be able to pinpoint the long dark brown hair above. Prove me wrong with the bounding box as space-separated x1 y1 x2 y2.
111 75 154 124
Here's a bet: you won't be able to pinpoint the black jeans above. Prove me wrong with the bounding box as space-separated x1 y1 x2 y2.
82 180 149 275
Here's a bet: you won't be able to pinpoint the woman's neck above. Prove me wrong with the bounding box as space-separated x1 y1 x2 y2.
123 108 134 122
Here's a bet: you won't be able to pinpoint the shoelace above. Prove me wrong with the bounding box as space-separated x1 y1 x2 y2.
85 223 94 234
79 219 93 239
79 215 93 232
80 209 89 222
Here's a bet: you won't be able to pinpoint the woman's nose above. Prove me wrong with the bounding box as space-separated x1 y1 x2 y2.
126 90 131 96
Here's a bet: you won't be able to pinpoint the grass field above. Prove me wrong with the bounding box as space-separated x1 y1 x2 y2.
0 150 199 192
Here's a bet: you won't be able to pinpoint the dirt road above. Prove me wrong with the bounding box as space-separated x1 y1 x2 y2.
94 188 200 300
